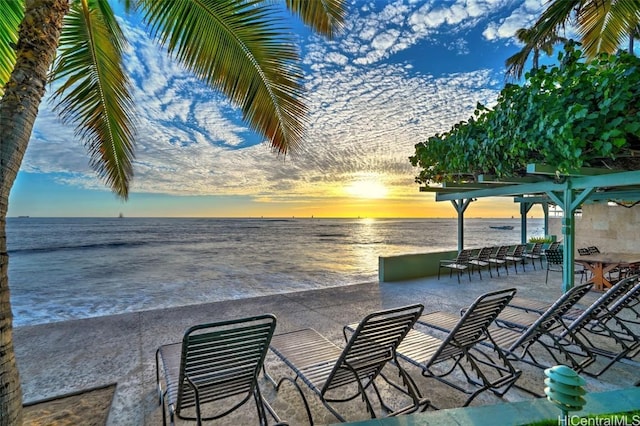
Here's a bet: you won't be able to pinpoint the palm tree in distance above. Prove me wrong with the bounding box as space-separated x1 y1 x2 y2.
0 0 345 424
506 26 567 79
505 0 639 78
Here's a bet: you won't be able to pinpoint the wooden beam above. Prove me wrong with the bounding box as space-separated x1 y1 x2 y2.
526 163 619 176
477 174 547 184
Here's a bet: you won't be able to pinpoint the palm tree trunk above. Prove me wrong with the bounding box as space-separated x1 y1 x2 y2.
0 0 68 424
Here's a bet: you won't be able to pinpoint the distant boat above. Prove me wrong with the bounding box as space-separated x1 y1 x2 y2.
489 225 514 230
118 213 124 218
17 215 30 218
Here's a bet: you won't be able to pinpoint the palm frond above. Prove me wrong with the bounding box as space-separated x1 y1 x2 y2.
505 47 533 80
140 0 307 154
529 0 580 49
578 0 640 57
50 0 135 199
0 0 24 97
285 0 346 39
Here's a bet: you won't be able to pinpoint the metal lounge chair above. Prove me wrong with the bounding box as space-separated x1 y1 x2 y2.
488 283 595 371
488 245 510 276
504 244 527 273
396 288 521 407
265 304 429 425
469 246 494 279
155 314 281 426
508 275 638 320
556 277 640 376
438 249 473 283
420 284 594 374
523 242 544 270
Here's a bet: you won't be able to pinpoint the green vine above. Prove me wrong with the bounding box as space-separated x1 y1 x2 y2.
410 42 640 185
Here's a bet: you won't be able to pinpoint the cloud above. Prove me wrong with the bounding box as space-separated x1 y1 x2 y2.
482 0 545 41
21 0 524 206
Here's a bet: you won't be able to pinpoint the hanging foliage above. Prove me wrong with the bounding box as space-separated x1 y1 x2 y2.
410 42 640 185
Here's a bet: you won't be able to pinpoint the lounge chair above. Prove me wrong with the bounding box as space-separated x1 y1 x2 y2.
488 246 510 276
489 283 597 371
523 242 544 270
509 275 638 320
468 247 494 279
155 314 281 426
504 244 527 273
438 249 473 283
265 304 429 424
420 283 593 373
395 288 521 407
557 278 640 376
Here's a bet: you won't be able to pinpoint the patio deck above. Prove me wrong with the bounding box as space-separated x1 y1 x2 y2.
13 262 639 425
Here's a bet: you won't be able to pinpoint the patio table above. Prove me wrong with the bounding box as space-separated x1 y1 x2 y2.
574 252 640 291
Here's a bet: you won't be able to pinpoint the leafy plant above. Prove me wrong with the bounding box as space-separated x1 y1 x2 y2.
529 236 555 243
410 42 640 185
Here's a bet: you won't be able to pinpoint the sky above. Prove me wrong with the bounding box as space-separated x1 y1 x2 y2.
8 0 561 219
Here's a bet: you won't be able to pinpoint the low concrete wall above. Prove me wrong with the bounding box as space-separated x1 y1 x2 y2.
379 250 458 282
379 245 536 283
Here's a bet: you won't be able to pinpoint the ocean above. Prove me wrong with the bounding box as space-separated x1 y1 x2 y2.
6 217 544 327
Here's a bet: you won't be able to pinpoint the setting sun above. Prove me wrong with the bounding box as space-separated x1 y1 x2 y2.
345 179 389 199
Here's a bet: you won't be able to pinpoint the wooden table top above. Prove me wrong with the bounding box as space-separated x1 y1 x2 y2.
574 252 640 264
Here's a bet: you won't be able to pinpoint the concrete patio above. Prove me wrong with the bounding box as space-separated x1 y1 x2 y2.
13 262 640 425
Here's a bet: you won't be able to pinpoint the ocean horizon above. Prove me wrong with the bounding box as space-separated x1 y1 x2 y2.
6 217 544 327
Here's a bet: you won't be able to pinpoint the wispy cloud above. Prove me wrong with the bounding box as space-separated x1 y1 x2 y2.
21 0 542 209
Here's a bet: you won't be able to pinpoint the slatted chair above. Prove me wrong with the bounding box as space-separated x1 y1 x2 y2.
438 249 473 283
508 275 638 321
265 304 429 425
395 288 521 407
468 247 494 279
488 245 511 276
541 241 561 265
545 249 564 284
156 314 281 426
523 242 544 270
504 244 527 274
421 284 594 374
557 278 640 377
489 283 595 371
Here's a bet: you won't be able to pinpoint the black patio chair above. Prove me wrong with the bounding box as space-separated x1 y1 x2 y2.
488 245 510 276
468 246 494 279
523 242 544 270
438 249 473 283
505 244 527 273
